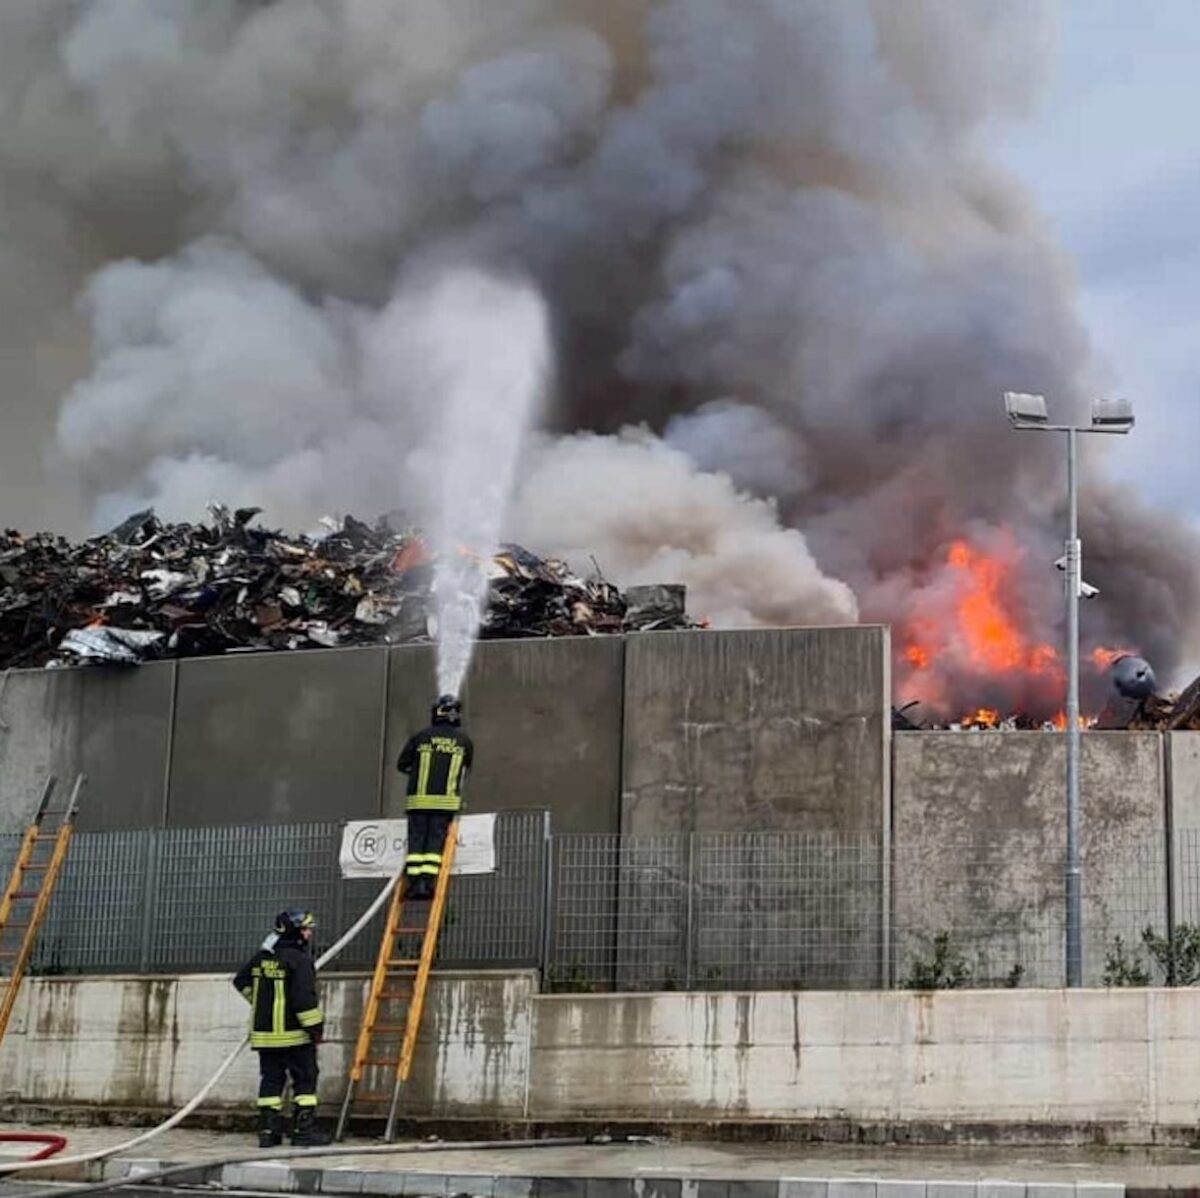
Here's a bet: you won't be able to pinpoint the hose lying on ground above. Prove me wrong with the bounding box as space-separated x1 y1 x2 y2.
0 1133 67 1161
14 1134 653 1198
2 868 403 1175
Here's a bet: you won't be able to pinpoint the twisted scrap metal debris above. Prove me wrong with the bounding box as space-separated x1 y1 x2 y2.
0 507 694 670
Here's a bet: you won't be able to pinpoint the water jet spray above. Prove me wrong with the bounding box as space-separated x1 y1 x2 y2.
399 267 550 698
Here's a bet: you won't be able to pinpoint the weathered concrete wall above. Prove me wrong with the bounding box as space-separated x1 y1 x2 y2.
0 971 535 1117
529 987 1197 1129
383 638 625 835
1167 732 1200 923
892 731 1167 988
616 628 890 991
7 973 1200 1137
0 662 175 831
621 627 891 835
166 648 388 826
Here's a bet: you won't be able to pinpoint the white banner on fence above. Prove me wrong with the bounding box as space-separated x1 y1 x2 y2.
338 814 496 879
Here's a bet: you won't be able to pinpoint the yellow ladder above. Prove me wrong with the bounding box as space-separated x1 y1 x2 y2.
336 820 459 1142
0 773 84 1045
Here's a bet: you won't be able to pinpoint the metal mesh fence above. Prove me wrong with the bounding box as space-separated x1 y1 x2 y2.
4 818 1195 989
1173 828 1200 931
11 812 547 976
331 811 549 971
892 832 1168 989
547 831 884 991
34 831 148 973
695 833 883 990
150 824 339 972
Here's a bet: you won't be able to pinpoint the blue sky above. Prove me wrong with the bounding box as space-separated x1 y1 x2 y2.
998 0 1200 518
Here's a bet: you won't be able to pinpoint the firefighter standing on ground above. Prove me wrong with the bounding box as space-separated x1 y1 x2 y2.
233 908 330 1148
397 694 473 899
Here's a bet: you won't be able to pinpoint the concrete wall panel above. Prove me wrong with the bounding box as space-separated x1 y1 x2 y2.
383 637 624 835
528 988 1165 1126
10 974 1200 1138
620 627 891 835
1167 732 1200 830
0 971 534 1116
1167 732 1200 924
892 731 1167 988
166 647 388 826
0 662 175 832
616 628 890 990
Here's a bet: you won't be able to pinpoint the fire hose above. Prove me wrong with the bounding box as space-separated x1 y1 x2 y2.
2 866 404 1175
0 1133 67 1161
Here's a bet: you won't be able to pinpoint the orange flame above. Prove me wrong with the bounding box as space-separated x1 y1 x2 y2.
946 539 1060 676
1092 645 1135 670
1052 711 1096 731
904 644 931 669
897 533 1073 719
962 707 1001 729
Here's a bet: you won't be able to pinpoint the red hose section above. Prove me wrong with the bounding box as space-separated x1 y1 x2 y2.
0 1134 68 1162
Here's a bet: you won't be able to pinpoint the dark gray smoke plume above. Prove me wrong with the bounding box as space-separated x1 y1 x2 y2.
2 0 1198 714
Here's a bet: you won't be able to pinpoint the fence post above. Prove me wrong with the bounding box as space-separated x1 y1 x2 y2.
331 823 346 955
539 812 553 982
1164 733 1177 985
684 833 695 990
138 829 160 973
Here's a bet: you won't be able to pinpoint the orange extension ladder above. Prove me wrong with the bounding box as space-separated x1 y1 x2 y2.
0 774 84 1045
336 819 459 1142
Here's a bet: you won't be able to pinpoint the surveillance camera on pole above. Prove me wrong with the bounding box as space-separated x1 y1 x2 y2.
1053 558 1100 599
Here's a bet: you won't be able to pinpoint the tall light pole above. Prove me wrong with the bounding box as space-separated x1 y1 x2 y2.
1004 393 1134 987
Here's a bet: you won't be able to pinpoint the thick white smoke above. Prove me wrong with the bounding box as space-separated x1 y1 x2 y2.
511 430 857 628
2 0 1199 705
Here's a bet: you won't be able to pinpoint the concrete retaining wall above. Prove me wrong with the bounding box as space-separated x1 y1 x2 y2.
383 638 626 835
892 731 1168 988
166 648 388 827
1168 732 1200 927
0 662 175 831
5 973 1200 1137
620 627 891 836
0 972 536 1117
0 627 893 839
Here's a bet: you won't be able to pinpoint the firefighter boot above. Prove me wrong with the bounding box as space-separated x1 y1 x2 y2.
291 1107 332 1147
256 1109 285 1149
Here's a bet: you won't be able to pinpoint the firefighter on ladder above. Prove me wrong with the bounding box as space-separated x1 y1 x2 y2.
397 694 473 899
233 908 331 1148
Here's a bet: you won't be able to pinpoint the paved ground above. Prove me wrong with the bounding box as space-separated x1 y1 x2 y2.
3 1126 1200 1195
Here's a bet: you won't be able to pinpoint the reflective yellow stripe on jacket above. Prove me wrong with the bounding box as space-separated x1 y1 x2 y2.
247 958 322 1049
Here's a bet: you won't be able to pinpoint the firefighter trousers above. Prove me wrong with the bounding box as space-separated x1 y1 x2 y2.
405 810 453 896
257 1043 319 1110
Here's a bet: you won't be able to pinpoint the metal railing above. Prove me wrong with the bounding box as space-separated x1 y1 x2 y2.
546 831 883 991
1 818 1193 990
0 812 549 976
891 832 1167 990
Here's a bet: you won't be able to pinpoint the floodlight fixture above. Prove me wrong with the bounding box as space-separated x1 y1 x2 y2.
1004 391 1049 427
1090 397 1134 432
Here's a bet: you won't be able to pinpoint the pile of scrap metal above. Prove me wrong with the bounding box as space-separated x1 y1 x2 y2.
891 702 1052 732
893 655 1200 733
0 506 695 669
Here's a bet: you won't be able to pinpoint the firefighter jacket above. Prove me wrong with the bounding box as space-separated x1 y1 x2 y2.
397 723 474 813
233 939 324 1050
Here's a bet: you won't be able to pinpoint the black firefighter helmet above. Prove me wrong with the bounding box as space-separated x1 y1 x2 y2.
274 908 316 938
432 694 462 726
